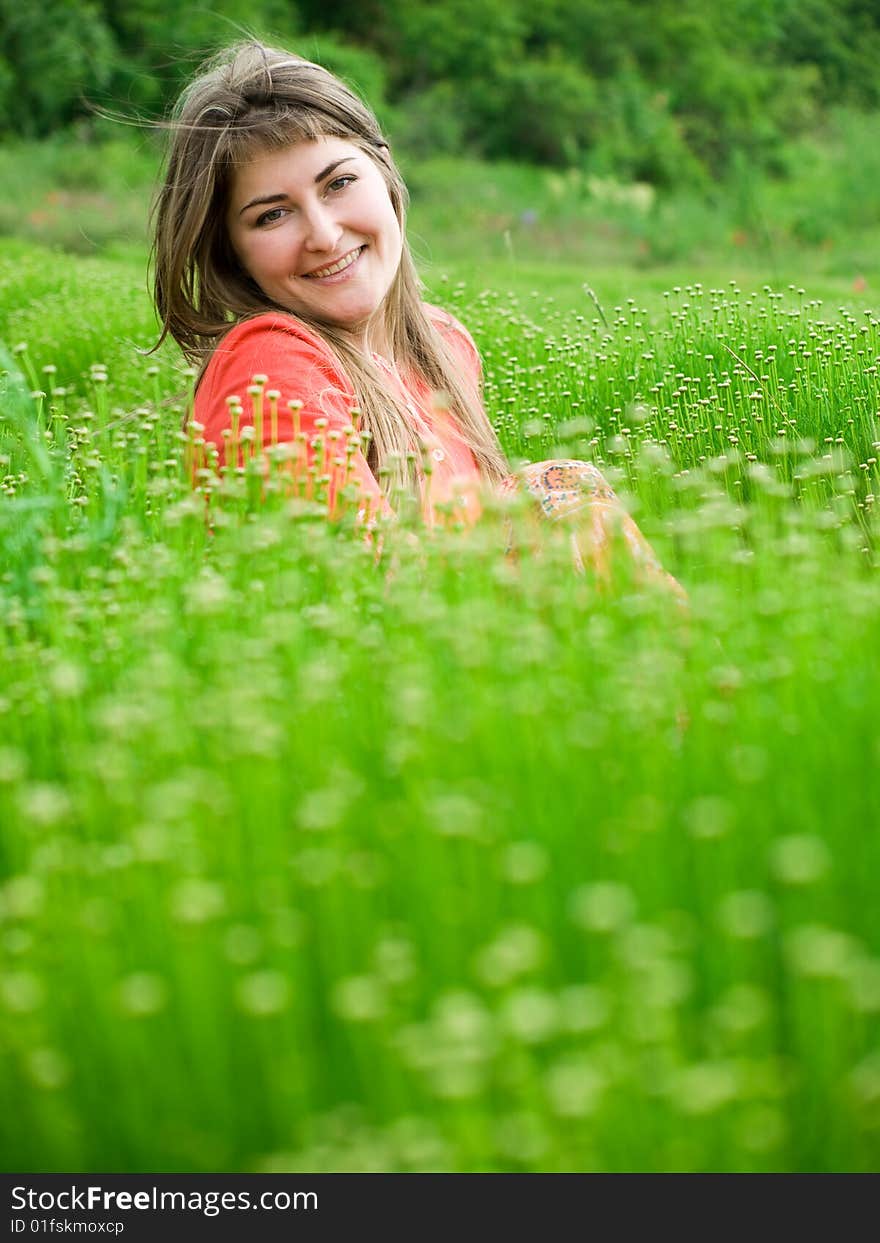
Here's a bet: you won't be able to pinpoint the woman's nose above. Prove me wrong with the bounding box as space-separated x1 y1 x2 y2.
302 203 342 252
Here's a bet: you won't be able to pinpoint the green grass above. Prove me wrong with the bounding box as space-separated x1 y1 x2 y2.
1 220 880 1172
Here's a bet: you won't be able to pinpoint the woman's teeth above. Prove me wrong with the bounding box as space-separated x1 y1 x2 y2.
304 247 364 278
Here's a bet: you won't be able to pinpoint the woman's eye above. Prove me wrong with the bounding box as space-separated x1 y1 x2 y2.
256 207 286 227
327 175 356 194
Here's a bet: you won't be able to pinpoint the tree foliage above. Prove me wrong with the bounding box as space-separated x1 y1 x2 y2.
1 0 879 184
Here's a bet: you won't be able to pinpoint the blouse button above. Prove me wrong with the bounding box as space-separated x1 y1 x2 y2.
432 448 445 462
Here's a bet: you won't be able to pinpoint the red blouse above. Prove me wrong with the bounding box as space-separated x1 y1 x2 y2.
194 304 486 525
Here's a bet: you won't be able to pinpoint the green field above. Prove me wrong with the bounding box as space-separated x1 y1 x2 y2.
1 146 880 1171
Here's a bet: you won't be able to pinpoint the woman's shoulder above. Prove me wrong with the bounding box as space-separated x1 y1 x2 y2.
196 312 353 417
211 311 337 359
202 312 350 388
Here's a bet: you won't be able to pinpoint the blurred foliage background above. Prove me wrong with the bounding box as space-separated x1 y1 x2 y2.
0 1 878 275
1 0 880 176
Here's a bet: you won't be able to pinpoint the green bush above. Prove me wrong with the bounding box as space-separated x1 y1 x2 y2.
3 0 880 193
0 0 116 136
291 32 390 126
778 0 880 108
586 71 706 189
472 55 601 166
100 1 299 115
391 83 470 161
383 0 525 87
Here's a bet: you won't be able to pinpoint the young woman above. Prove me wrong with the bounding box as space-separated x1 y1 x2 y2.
152 40 683 594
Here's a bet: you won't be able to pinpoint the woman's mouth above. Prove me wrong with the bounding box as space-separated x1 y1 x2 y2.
301 246 366 282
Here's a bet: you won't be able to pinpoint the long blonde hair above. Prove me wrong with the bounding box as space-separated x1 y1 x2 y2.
151 40 509 491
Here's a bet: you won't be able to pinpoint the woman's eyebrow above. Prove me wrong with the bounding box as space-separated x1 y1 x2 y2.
314 156 357 183
238 158 358 216
238 193 288 216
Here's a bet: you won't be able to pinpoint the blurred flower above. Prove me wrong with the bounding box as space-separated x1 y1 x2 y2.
568 882 637 933
848 1052 880 1118
1 875 44 920
671 1061 739 1115
237 970 292 1016
717 890 774 939
17 782 71 827
843 957 880 1013
558 984 611 1034
500 840 548 884
684 795 734 840
373 937 417 986
499 987 558 1044
493 1110 548 1162
473 924 545 987
769 835 830 885
332 975 386 1023
118 972 168 1017
0 747 26 783
171 878 225 924
545 1057 605 1118
1 970 44 1012
28 1047 70 1090
711 983 771 1036
783 924 857 978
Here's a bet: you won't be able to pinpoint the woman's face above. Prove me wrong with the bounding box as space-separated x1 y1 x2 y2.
225 136 403 344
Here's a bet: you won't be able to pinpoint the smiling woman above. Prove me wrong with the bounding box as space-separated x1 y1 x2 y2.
225 138 403 349
152 41 683 593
